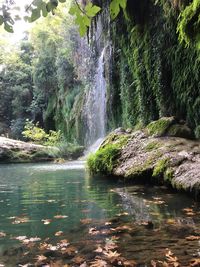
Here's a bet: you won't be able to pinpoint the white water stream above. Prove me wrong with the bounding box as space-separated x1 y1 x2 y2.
85 47 107 147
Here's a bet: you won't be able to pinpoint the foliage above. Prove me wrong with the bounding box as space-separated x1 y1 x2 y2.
87 144 120 174
22 120 63 145
69 1 101 36
110 0 127 20
177 0 200 48
153 158 170 177
111 0 200 132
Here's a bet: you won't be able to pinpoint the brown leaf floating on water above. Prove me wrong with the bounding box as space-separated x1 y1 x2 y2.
54 215 68 219
12 216 29 224
0 232 6 237
80 218 92 224
35 254 47 262
42 219 52 225
94 246 103 253
103 250 121 259
190 258 200 267
123 259 137 267
72 255 86 264
90 258 107 267
89 227 100 235
186 235 200 241
55 231 63 236
151 260 169 267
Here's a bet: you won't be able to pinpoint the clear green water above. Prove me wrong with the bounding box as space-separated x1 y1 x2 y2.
0 161 200 266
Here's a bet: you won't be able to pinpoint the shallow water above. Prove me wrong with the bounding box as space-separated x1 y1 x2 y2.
0 162 200 266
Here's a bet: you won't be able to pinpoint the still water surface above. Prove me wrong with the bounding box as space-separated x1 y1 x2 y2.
0 161 200 266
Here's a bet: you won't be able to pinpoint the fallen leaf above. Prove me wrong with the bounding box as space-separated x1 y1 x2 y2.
103 250 121 259
105 222 112 226
54 215 68 219
12 216 29 224
55 231 63 236
72 255 85 264
90 259 107 267
186 236 200 241
61 245 77 255
183 208 193 213
0 232 6 237
35 254 47 262
89 228 100 235
94 246 103 253
14 236 27 241
123 260 137 267
42 219 52 225
80 218 92 224
190 258 200 267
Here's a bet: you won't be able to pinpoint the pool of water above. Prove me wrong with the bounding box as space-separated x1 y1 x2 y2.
0 162 200 266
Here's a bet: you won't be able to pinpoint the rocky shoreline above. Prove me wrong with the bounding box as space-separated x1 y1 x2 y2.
0 137 84 163
0 137 60 163
88 117 200 198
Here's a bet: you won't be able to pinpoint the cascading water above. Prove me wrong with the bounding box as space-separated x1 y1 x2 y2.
84 47 107 149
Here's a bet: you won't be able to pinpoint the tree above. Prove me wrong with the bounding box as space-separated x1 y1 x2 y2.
0 0 127 36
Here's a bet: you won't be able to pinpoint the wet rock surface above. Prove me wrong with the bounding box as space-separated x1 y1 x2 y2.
96 118 200 197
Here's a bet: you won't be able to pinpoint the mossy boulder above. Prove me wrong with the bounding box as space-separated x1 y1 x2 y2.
146 117 176 137
146 117 194 139
87 121 200 198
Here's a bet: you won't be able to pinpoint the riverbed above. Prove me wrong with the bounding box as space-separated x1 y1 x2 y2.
0 162 200 266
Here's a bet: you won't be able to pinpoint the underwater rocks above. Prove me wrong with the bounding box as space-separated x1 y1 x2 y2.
88 117 200 198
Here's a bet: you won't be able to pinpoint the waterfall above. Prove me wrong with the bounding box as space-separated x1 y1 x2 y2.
84 47 107 147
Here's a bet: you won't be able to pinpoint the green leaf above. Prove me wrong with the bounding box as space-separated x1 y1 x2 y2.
110 0 127 20
41 2 48 17
69 5 77 16
4 22 14 33
85 4 101 17
58 0 66 2
110 0 120 20
82 15 91 27
32 0 44 9
30 8 41 22
119 0 127 9
46 2 52 12
79 22 87 37
0 15 3 25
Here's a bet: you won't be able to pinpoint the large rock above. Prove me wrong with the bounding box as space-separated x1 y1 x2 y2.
0 137 59 163
88 118 200 198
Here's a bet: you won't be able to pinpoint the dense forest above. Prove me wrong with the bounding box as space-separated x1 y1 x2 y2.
1 1 200 266
1 0 200 147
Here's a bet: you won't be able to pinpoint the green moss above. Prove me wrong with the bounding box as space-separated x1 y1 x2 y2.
145 141 161 151
101 133 130 149
177 0 200 48
125 156 156 179
153 158 170 177
146 117 175 136
87 144 120 174
164 167 174 182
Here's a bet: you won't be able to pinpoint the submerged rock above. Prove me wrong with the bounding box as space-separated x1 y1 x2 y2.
87 118 200 198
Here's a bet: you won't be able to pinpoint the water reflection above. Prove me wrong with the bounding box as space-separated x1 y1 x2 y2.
0 162 199 266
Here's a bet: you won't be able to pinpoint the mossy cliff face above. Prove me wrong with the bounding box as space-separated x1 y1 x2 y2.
108 0 200 137
87 118 200 198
